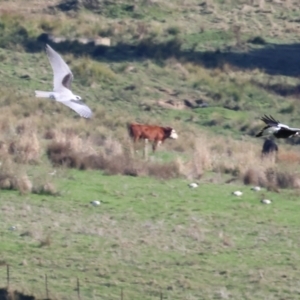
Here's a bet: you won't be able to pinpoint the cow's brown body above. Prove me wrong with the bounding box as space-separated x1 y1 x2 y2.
128 123 178 153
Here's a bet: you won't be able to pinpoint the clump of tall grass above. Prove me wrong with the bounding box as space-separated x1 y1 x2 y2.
0 174 14 190
9 132 40 164
148 161 181 179
0 119 42 164
15 175 33 194
47 139 180 179
0 156 33 194
243 166 300 189
177 132 300 189
243 168 267 186
33 182 58 196
45 130 181 179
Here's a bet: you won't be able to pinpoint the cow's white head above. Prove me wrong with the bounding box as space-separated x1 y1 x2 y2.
170 129 178 139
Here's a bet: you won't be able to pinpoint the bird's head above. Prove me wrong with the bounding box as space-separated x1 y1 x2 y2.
74 95 82 101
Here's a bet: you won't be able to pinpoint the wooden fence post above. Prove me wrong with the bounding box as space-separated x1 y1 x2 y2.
45 274 49 299
6 264 9 288
121 287 124 300
77 277 81 300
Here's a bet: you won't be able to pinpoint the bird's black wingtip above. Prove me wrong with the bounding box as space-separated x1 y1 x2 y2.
260 114 279 124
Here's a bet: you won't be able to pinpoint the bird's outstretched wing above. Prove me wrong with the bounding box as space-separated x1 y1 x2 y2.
46 44 73 92
61 100 92 119
260 115 300 131
255 126 270 137
260 115 281 127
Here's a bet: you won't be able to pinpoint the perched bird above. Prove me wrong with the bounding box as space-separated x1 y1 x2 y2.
261 199 272 205
251 186 261 191
256 115 300 138
35 44 92 118
260 193 272 204
90 200 100 206
232 191 243 196
188 183 199 188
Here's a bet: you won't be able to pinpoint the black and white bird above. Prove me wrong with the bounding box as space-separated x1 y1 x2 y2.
256 115 300 139
35 44 92 118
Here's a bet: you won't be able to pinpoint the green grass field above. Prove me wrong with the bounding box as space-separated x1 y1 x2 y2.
2 169 300 299
1 0 300 299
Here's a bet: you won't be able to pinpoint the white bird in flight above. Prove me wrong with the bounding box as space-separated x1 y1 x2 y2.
35 44 92 118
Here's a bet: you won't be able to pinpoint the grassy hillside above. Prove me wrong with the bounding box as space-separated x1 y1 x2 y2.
1 0 300 298
0 0 299 182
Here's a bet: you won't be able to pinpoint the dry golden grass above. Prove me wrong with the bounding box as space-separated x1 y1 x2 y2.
0 95 299 189
173 131 300 190
278 150 300 164
15 175 33 195
33 182 58 196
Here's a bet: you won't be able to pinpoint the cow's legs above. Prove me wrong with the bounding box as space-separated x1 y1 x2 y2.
144 139 149 160
130 142 135 158
129 138 137 158
152 140 161 152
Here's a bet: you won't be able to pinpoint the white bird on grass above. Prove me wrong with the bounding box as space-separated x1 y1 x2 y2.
232 191 243 196
260 193 271 204
188 183 199 188
90 200 101 206
251 186 261 191
35 44 92 118
261 199 272 204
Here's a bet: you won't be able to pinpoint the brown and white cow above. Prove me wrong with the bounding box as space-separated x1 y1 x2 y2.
127 123 178 157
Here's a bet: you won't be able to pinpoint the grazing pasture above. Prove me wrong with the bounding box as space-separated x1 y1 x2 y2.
1 169 300 299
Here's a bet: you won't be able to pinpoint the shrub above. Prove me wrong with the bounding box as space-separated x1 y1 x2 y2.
148 161 181 180
247 36 266 45
80 154 106 170
243 168 267 186
276 171 299 189
15 175 33 194
0 174 14 190
54 0 101 12
46 142 80 168
33 182 58 196
167 26 181 35
9 132 40 164
46 136 183 179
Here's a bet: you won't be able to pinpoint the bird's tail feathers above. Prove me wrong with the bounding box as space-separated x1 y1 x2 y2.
35 91 53 98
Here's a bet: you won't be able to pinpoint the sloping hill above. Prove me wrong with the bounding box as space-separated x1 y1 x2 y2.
1 2 300 298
